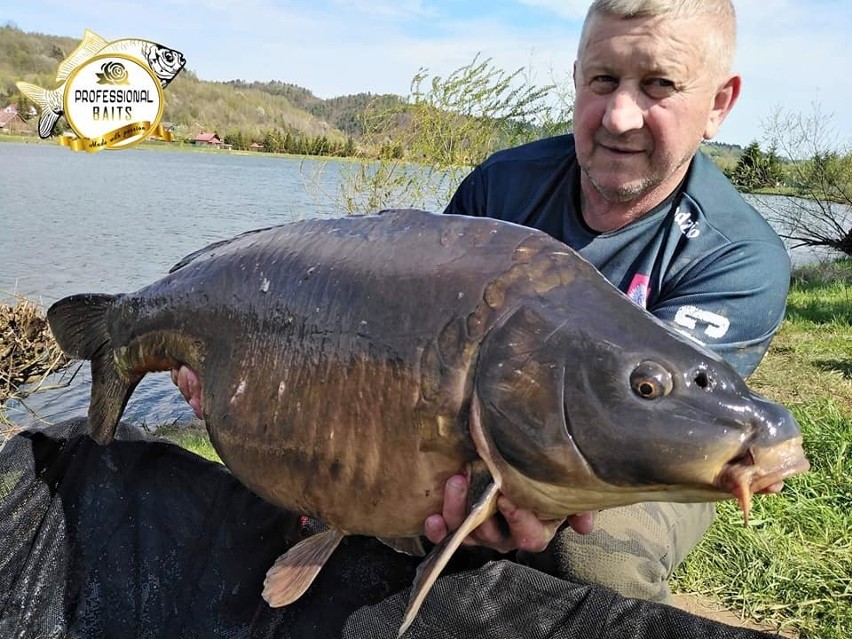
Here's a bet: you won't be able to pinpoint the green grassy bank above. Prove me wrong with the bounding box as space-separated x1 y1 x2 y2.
672 259 852 638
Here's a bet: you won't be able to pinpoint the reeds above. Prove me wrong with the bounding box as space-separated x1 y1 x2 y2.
0 295 72 436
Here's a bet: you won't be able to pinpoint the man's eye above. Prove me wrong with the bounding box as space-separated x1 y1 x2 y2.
589 75 618 94
643 78 677 99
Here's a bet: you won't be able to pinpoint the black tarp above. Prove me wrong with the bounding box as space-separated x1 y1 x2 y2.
0 418 781 638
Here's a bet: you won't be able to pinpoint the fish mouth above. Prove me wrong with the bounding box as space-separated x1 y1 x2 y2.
715 437 810 524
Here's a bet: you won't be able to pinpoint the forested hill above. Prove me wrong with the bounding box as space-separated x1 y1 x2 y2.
222 80 405 138
0 23 402 145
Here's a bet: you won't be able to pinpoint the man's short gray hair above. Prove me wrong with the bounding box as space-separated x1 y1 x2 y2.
578 0 737 81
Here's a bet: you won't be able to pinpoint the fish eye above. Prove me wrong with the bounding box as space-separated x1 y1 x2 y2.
630 361 673 400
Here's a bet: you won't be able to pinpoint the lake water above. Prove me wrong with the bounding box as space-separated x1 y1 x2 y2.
0 141 844 428
1 142 347 427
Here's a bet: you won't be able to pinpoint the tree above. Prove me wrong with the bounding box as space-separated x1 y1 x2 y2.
761 105 852 257
305 54 575 216
730 141 784 191
14 93 36 119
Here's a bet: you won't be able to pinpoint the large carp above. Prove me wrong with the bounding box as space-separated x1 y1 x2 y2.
47 209 809 636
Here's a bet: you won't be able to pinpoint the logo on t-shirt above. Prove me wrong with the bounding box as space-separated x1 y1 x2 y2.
674 206 701 239
674 305 730 339
627 273 651 308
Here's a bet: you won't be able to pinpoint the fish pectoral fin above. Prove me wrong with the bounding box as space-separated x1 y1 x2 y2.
262 528 345 607
378 536 427 557
397 478 500 638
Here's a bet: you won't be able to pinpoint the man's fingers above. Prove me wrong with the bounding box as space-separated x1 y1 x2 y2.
498 496 564 552
568 511 597 535
424 514 448 545
424 474 571 555
467 516 515 553
441 474 468 532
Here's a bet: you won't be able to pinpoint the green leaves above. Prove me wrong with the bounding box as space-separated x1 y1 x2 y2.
327 54 574 215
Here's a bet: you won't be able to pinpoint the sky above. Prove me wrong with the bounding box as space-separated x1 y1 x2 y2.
3 0 851 147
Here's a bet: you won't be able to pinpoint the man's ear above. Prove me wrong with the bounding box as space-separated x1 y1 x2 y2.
704 74 741 140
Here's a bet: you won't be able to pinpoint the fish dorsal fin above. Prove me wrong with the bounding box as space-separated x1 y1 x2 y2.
56 30 108 82
397 464 499 638
168 226 276 273
262 528 345 606
378 536 426 557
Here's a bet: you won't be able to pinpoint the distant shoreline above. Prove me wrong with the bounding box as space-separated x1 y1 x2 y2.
0 133 360 163
0 134 839 202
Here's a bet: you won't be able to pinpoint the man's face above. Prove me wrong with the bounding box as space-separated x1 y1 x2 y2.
573 13 736 205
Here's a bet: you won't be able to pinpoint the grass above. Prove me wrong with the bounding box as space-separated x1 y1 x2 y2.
152 421 221 463
672 259 852 639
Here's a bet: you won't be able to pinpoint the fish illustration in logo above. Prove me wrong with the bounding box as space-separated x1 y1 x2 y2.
16 30 185 138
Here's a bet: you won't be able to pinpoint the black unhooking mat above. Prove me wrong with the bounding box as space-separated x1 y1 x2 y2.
0 418 780 639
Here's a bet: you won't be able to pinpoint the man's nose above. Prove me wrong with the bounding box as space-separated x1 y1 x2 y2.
602 88 644 134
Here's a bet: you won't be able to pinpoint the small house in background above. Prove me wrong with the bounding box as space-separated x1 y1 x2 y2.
250 142 263 151
0 104 33 135
191 132 222 146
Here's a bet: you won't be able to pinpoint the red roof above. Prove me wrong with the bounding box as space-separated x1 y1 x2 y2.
193 132 221 143
0 111 26 127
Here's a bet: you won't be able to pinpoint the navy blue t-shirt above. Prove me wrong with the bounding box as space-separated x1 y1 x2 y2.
443 134 790 376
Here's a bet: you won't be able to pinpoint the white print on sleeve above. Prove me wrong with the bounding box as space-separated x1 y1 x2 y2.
673 206 701 239
674 305 730 339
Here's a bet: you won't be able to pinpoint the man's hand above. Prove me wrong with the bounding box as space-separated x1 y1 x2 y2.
171 365 203 418
424 474 596 553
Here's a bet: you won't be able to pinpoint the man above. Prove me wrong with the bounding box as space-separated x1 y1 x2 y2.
174 0 790 606
424 0 791 603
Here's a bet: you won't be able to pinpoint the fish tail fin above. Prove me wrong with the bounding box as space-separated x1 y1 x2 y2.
47 294 139 445
15 81 61 138
263 528 345 606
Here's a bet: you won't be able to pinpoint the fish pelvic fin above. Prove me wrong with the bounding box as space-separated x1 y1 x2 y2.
263 528 345 607
397 469 499 638
55 29 108 82
15 81 62 138
47 293 139 445
378 537 426 557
